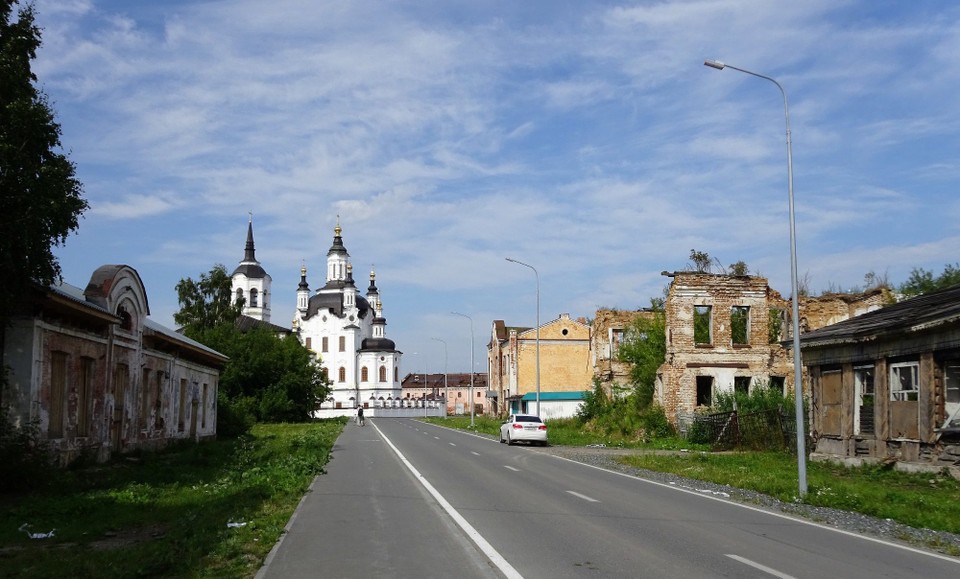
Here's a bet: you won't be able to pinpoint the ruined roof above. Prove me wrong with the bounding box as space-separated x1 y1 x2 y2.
797 284 960 349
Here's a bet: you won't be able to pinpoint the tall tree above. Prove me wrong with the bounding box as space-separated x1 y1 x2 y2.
174 264 243 337
0 1 87 327
899 264 960 298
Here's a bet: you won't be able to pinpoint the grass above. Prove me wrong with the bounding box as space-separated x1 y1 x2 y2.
423 415 705 450
0 419 345 579
619 451 960 536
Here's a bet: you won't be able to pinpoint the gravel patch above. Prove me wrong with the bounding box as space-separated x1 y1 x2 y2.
537 445 960 557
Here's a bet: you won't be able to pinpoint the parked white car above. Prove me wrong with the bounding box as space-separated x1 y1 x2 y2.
499 414 548 446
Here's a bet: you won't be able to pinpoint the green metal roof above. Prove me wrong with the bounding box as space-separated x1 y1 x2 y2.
520 391 587 401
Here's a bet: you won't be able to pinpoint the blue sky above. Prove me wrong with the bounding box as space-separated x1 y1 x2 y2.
31 0 960 373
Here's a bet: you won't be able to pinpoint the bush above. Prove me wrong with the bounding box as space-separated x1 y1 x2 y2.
216 391 256 438
0 412 54 493
576 380 609 424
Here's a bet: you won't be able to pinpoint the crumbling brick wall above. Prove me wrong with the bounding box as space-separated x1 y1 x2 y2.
591 308 655 395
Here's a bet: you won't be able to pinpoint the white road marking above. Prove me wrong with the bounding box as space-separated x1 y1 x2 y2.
504 466 520 472
726 554 796 578
434 436 440 440
566 491 599 503
449 442 456 446
471 451 480 456
374 424 524 579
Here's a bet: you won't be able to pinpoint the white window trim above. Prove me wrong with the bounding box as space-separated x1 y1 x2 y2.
889 361 919 402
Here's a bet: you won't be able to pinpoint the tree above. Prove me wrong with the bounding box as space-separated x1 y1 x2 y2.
174 264 243 337
899 264 960 298
687 249 712 273
616 301 667 407
0 1 87 327
729 261 749 276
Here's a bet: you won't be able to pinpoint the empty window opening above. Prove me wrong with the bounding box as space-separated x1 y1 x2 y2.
854 365 875 435
769 376 785 396
694 306 712 345
731 306 749 345
734 376 751 395
890 361 919 402
696 376 713 407
768 309 785 343
944 361 960 429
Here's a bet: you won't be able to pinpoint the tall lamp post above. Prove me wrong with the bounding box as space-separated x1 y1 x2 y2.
451 312 475 428
505 258 540 417
704 59 807 497
431 337 448 416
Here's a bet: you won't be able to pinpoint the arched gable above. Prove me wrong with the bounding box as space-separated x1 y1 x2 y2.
84 265 150 332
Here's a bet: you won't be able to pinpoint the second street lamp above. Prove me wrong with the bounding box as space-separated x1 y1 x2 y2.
704 58 807 497
506 257 540 417
451 311 475 428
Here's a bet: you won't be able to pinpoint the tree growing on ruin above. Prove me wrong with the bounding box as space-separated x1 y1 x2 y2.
0 1 87 329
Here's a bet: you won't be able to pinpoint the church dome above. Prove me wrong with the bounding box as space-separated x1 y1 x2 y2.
360 337 396 352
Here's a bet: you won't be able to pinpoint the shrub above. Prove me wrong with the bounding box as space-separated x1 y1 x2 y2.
0 412 54 492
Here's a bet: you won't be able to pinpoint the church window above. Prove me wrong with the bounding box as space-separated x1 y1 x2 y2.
322 337 328 352
379 366 387 382
305 337 312 350
250 288 258 308
339 336 346 352
394 367 398 382
235 288 243 305
338 367 346 382
361 367 369 382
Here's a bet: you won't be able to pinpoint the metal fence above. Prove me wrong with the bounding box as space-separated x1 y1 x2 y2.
689 407 798 452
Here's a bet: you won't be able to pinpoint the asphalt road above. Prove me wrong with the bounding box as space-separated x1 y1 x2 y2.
258 418 960 578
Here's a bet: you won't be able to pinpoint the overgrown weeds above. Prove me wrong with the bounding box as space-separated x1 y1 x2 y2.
0 420 344 578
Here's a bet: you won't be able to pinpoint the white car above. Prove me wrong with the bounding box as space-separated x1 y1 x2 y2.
499 414 548 446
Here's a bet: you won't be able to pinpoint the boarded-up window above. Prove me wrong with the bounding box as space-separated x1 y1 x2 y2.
141 367 152 430
178 378 188 432
731 306 749 345
820 368 842 436
78 357 94 436
201 384 208 429
694 306 712 345
49 351 69 438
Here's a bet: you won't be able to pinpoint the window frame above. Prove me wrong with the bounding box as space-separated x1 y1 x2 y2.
890 361 919 402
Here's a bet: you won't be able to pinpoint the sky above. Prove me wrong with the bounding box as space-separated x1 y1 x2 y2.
27 0 960 373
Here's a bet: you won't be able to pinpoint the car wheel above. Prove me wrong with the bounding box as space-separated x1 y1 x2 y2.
499 432 505 443
506 433 513 446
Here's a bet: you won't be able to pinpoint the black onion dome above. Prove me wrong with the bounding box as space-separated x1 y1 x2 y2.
360 337 396 352
327 224 348 257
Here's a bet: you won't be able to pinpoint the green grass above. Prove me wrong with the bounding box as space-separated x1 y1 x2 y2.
423 415 705 450
0 420 345 579
618 451 960 537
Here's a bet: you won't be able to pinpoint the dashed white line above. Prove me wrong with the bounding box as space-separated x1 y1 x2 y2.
566 491 599 503
725 554 795 578
504 466 519 472
471 451 480 456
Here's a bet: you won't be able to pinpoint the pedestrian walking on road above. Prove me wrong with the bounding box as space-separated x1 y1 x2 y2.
357 405 365 426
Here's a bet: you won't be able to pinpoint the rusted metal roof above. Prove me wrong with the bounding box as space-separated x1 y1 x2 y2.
797 284 960 348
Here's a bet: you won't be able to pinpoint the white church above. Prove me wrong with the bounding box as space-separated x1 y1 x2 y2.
230 218 403 409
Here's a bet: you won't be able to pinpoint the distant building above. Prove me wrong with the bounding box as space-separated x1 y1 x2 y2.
400 372 488 415
487 313 592 418
2 265 227 465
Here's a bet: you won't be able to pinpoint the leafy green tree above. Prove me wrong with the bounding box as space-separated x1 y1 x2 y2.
197 325 330 424
899 263 960 298
174 264 243 337
616 303 666 407
729 261 749 276
0 1 87 328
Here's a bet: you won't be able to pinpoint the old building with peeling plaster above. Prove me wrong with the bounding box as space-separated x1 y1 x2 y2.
2 265 227 465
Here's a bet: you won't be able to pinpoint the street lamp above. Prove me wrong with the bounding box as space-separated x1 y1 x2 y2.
506 258 540 417
704 59 807 497
431 337 448 416
451 312 475 428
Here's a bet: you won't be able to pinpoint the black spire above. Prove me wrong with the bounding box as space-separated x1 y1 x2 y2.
244 217 257 263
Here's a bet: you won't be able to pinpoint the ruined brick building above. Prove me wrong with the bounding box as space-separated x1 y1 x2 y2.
657 271 888 429
591 308 656 395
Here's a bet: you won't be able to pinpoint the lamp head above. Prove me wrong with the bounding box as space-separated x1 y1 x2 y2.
704 59 725 70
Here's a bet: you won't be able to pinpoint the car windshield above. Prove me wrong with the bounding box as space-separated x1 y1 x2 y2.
515 416 542 423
